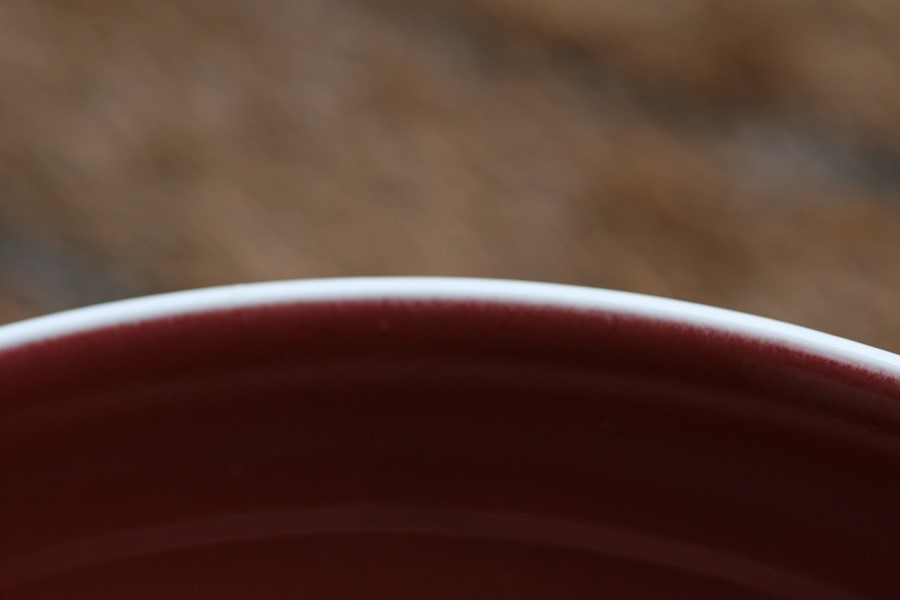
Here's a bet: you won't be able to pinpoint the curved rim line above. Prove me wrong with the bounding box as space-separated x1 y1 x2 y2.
0 277 897 377
0 507 862 600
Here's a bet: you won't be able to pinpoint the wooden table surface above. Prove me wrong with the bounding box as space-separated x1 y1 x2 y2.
1 0 899 352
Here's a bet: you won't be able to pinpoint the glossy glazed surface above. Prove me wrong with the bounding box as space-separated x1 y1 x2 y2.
1 299 898 599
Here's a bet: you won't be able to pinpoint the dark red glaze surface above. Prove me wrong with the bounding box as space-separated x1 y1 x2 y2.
0 299 898 599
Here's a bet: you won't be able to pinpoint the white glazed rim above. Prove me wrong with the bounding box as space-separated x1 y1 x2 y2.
0 276 898 378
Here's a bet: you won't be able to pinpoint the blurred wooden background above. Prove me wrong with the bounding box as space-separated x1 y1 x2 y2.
0 0 898 350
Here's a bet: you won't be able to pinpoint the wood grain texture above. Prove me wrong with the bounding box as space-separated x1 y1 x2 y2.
0 0 898 350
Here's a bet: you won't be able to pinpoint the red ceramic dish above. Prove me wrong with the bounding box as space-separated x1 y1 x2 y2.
0 278 898 599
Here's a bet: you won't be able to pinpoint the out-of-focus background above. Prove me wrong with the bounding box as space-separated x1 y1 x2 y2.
0 0 898 350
